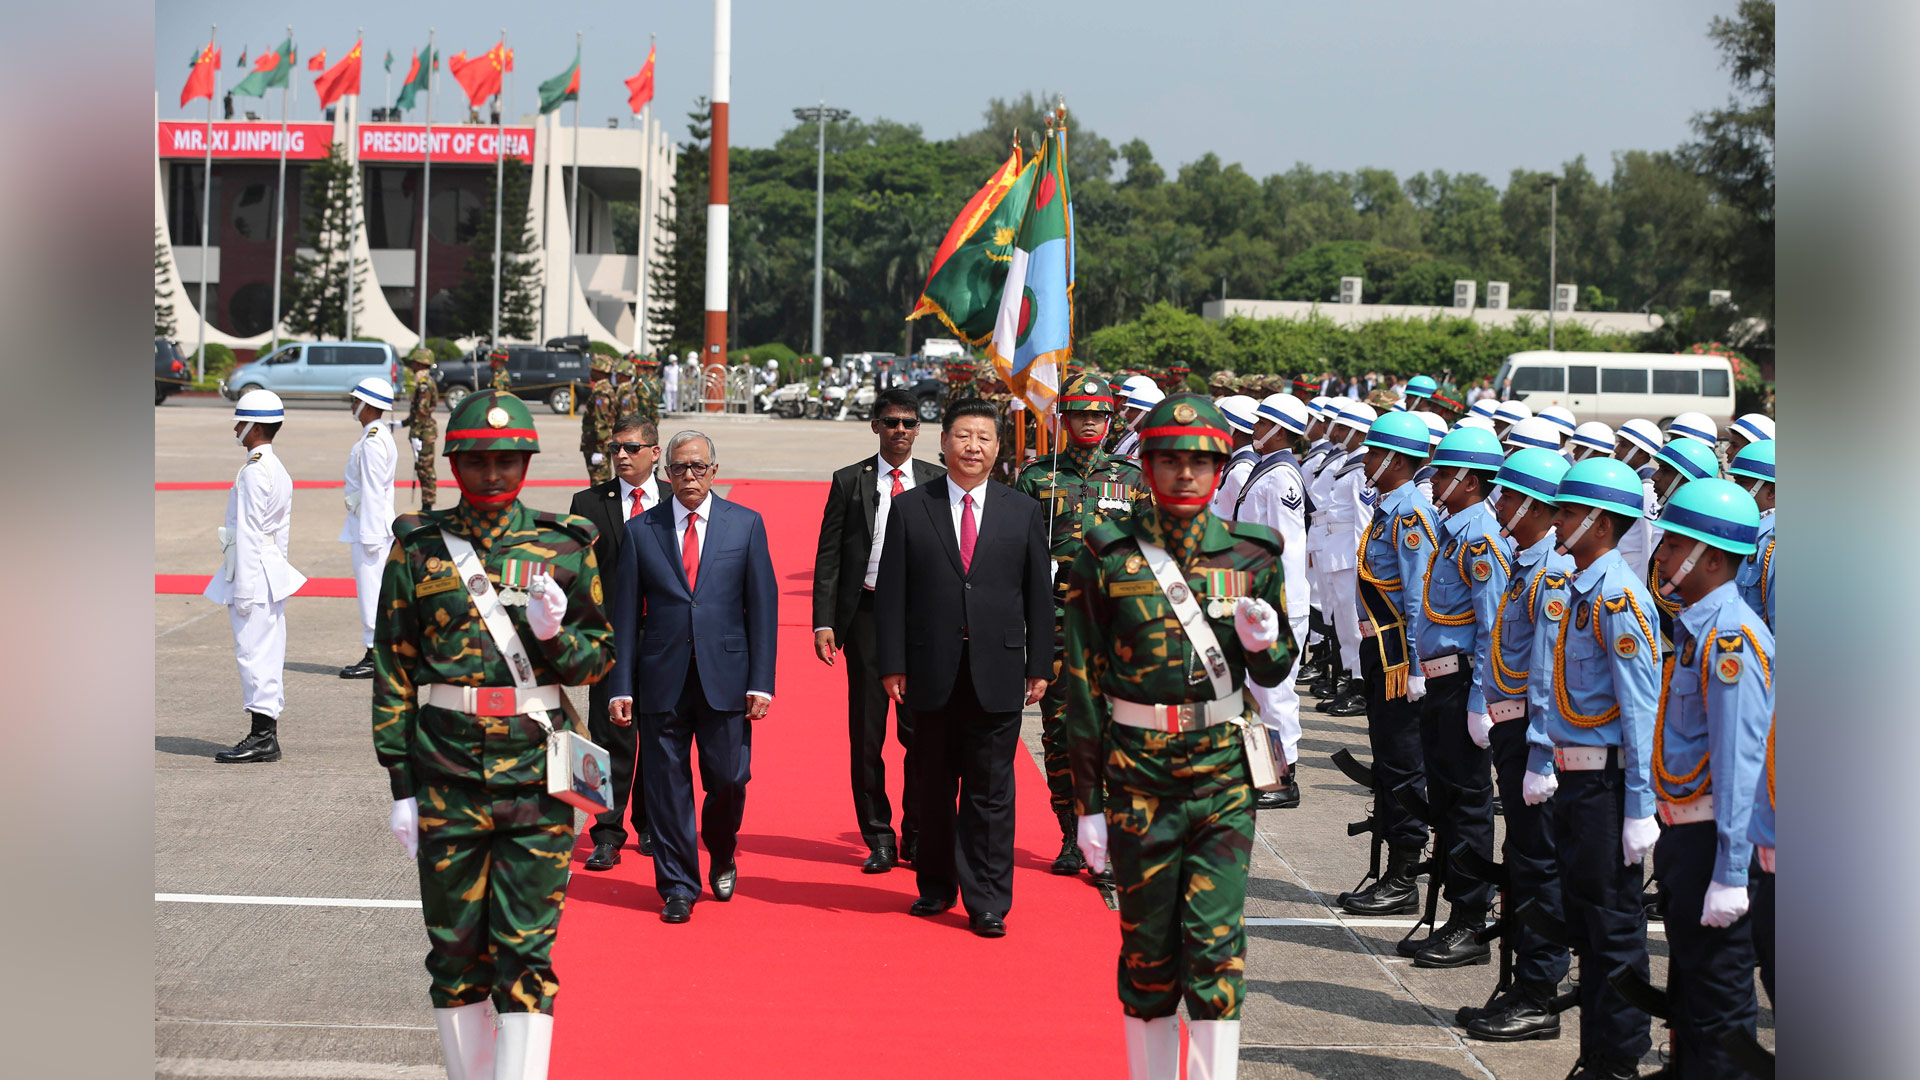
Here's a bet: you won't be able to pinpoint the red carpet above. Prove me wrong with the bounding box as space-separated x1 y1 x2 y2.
156 478 591 491
547 478 1127 1080
155 574 356 597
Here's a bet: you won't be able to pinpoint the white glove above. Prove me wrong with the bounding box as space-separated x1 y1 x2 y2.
590 452 605 466
1467 710 1493 749
1076 814 1109 875
410 437 423 454
345 492 362 515
1701 881 1750 927
1232 597 1280 651
527 573 569 640
217 525 233 550
1522 769 1558 805
389 798 419 859
1407 674 1428 701
1622 815 1660 866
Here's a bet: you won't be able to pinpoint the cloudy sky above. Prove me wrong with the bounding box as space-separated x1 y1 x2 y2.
157 0 1742 183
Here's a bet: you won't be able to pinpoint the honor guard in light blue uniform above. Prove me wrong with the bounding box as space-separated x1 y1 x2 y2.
1413 412 1448 508
1728 441 1776 632
1749 716 1776 1006
1523 458 1663 1080
1338 412 1443 917
1399 427 1510 967
1457 448 1576 1042
1649 478 1774 1078
1645 438 1722 649
1404 374 1439 407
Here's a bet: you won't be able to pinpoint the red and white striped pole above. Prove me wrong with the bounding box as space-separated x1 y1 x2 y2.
702 0 730 411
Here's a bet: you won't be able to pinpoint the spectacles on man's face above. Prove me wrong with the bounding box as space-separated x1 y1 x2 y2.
609 441 656 455
877 417 919 430
666 461 714 478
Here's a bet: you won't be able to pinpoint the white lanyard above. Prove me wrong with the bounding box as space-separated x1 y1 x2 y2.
1136 539 1236 700
442 530 555 734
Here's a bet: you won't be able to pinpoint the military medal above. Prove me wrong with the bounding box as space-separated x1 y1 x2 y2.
497 558 546 607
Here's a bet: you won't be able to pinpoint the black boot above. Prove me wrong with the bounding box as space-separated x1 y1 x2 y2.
1323 678 1369 717
1257 770 1300 810
215 712 281 763
1464 981 1561 1042
338 648 376 679
1414 909 1492 968
1565 1055 1640 1079
1051 813 1085 875
1341 846 1421 916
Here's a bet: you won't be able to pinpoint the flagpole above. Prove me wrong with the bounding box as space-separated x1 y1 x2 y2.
567 30 582 341
636 31 653 356
705 0 731 410
491 30 506 349
345 29 362 342
269 25 291 350
196 24 217 383
417 28 434 349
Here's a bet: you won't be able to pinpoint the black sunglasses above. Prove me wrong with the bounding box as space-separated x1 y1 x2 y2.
608 441 656 455
877 417 920 430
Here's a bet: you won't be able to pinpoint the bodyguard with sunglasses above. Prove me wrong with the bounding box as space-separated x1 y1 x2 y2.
812 388 946 872
571 414 672 870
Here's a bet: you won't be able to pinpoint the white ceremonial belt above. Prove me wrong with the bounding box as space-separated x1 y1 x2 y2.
1488 699 1528 723
422 683 564 717
1757 846 1775 874
1553 745 1618 771
1658 799 1715 826
1359 622 1378 638
1110 695 1244 733
1420 653 1462 678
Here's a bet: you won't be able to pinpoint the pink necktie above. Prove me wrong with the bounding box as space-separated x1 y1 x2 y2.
959 493 977 573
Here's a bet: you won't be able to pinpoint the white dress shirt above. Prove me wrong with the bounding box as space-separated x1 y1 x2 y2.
620 474 659 520
947 474 988 550
865 453 917 589
672 492 713 563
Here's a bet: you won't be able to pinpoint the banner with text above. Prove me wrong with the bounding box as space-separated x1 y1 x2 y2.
358 125 535 164
157 121 334 160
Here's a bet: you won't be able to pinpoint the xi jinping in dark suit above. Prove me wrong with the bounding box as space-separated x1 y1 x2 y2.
876 397 1053 937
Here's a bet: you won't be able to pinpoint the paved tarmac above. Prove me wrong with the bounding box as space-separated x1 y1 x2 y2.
153 400 1772 1078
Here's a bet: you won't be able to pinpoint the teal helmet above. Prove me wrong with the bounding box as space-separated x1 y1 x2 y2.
1363 412 1433 460
1658 478 1761 556
1405 374 1438 401
1727 439 1775 484
1556 457 1646 519
1494 448 1572 505
1431 427 1505 473
1656 436 1720 482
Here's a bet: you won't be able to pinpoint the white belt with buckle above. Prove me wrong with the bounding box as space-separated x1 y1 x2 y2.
1553 745 1616 771
1757 845 1775 874
1421 653 1461 678
1658 799 1715 825
422 683 564 717
1111 695 1245 733
1488 699 1527 723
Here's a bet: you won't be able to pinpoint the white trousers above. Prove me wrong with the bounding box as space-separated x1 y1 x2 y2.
227 598 287 719
1247 612 1311 765
350 542 388 649
1325 569 1362 679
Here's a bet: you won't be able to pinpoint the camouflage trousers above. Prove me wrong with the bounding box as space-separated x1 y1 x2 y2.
1105 722 1255 1021
416 782 575 1015
1041 649 1076 827
413 444 437 508
584 454 612 486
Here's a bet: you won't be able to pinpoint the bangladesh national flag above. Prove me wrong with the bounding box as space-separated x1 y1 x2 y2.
395 42 435 111
906 146 1033 346
987 132 1073 411
539 49 580 114
233 36 296 98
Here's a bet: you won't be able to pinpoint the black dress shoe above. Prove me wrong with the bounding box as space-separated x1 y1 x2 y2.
1464 983 1561 1042
1051 836 1085 875
636 828 655 857
969 912 1007 938
215 713 281 763
1323 683 1370 717
1257 778 1301 810
584 842 622 871
709 860 737 901
660 897 693 923
338 648 376 679
1414 917 1492 968
909 896 955 917
1340 852 1421 916
1089 866 1114 888
861 843 897 874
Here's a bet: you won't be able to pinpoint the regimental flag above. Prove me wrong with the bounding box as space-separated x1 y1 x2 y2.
313 41 363 109
906 145 1032 345
539 48 581 114
450 43 507 107
233 36 296 98
181 42 221 105
987 132 1073 412
395 41 436 111
624 44 656 114
308 49 326 72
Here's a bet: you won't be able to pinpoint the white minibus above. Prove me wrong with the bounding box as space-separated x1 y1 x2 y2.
1493 351 1736 429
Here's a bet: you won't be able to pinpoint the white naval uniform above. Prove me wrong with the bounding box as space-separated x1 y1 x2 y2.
663 361 680 412
339 418 398 648
1316 449 1373 680
1209 445 1260 521
1234 449 1310 764
204 444 307 718
1299 440 1337 644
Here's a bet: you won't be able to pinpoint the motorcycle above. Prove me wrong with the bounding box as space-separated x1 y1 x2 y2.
820 382 849 419
837 383 876 422
767 381 812 418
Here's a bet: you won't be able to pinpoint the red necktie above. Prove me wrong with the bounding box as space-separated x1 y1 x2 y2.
682 512 701 592
959 493 977 573
630 487 646 518
889 468 904 498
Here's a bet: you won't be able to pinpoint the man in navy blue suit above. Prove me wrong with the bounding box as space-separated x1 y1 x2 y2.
608 430 779 924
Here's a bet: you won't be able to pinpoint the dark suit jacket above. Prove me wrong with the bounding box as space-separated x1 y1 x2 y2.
608 495 778 714
811 455 946 639
569 475 674 587
874 478 1053 714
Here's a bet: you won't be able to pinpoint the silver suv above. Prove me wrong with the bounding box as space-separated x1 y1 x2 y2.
221 341 403 401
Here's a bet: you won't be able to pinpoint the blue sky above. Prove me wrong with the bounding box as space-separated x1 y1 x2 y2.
156 0 1742 184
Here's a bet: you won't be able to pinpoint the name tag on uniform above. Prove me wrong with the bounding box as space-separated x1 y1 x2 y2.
1108 580 1158 598
416 574 462 597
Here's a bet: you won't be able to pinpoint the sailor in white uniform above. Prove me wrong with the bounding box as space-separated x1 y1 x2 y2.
338 377 398 678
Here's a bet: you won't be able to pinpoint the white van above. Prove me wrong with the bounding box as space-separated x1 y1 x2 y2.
1493 350 1735 429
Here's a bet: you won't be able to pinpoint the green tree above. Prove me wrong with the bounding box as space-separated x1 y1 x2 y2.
1684 0 1774 320
448 156 539 343
652 98 711 357
282 141 367 340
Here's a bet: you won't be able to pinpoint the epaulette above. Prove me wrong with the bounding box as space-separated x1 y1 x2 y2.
1714 632 1745 654
394 511 442 543
1467 538 1489 556
1604 595 1631 615
1226 519 1283 555
1542 572 1569 590
534 510 599 545
1086 520 1129 556
246 451 262 464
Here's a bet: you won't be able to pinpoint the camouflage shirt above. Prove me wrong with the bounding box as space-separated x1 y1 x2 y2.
635 373 662 422
580 381 618 456
1013 443 1150 618
371 500 614 801
406 372 438 445
1063 508 1298 815
491 362 512 392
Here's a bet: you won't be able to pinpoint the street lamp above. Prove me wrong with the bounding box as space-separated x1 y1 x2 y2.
1540 175 1560 351
794 101 850 358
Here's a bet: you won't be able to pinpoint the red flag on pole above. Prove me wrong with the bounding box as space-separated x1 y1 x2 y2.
308 49 326 72
313 41 362 108
181 42 221 106
450 43 507 106
624 44 656 114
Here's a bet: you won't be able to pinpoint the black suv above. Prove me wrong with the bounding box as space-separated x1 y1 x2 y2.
433 342 592 414
155 338 193 405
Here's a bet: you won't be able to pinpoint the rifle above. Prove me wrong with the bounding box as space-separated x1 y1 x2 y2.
1391 779 1444 955
1451 840 1515 1012
1331 749 1384 898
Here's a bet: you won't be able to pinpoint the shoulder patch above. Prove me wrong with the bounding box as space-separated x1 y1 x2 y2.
1615 634 1639 659
1404 528 1423 549
1716 633 1745 654
1467 539 1489 556
1715 653 1743 683
1544 597 1567 621
1472 559 1491 582
1604 594 1631 615
1085 520 1130 556
1543 573 1568 590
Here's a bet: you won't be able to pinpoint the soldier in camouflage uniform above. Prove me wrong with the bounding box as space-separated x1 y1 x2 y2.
1013 371 1149 877
402 349 440 509
490 348 513 392
580 355 619 484
373 389 613 1080
1065 394 1298 1080
634 356 663 425
612 358 642 429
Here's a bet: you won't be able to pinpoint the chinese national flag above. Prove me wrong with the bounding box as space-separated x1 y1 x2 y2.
624 45 656 114
450 43 506 106
181 42 220 106
308 49 326 72
313 41 363 109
